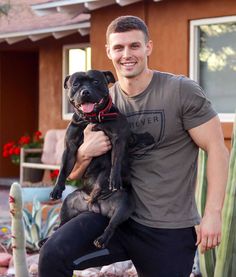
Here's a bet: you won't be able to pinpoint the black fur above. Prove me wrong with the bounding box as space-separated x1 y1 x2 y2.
50 70 134 248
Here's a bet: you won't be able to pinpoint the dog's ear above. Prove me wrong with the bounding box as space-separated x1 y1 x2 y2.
102 71 116 84
64 75 71 89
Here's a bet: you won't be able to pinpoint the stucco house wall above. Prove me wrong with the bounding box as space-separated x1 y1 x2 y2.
0 0 234 177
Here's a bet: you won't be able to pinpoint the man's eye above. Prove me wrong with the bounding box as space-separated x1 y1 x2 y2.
113 46 123 51
131 44 140 49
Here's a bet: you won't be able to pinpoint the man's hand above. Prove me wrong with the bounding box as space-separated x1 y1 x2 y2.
79 124 112 160
68 124 112 180
195 211 222 254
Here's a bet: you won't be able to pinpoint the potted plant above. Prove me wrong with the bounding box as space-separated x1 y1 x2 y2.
2 131 44 183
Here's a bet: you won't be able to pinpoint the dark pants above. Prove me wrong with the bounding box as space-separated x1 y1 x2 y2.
38 212 197 277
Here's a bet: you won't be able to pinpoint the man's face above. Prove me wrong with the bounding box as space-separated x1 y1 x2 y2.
106 30 153 79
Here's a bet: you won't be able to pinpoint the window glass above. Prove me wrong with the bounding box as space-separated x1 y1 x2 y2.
198 22 236 114
63 44 91 119
190 16 236 121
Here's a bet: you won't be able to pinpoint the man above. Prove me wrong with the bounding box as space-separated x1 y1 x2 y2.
39 16 229 277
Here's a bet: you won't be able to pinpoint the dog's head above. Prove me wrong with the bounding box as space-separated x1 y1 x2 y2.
64 70 115 115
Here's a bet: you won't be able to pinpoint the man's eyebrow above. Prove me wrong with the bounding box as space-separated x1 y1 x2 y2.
111 44 124 49
112 41 141 48
131 41 141 45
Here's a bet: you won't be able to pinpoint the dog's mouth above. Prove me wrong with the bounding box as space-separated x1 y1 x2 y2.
80 103 95 113
78 98 105 114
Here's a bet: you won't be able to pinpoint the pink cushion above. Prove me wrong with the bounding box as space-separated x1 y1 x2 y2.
41 129 66 165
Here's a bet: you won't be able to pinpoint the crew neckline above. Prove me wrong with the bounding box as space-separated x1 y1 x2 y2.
117 71 157 100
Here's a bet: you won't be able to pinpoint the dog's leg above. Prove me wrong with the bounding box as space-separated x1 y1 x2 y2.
50 121 85 200
50 119 86 200
94 191 134 248
50 146 78 199
92 123 129 191
88 168 110 203
88 183 101 204
59 190 87 225
109 138 127 191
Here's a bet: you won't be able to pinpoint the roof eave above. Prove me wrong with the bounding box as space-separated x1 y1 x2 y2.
0 22 90 45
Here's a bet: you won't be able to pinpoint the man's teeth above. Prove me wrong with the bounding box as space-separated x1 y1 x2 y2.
122 62 135 66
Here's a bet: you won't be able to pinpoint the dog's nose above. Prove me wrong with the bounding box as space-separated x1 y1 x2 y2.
81 89 90 96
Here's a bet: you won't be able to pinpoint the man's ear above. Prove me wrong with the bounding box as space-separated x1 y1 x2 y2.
64 75 70 89
102 71 116 84
146 40 153 57
105 44 112 60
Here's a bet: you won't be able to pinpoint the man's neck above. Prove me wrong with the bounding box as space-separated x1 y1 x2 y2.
118 69 153 97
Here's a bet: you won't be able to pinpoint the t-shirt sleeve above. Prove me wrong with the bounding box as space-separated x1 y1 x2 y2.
180 77 217 130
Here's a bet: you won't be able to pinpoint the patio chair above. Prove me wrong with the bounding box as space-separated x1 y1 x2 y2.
20 129 66 184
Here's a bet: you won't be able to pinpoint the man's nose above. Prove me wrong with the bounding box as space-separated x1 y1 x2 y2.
123 47 131 58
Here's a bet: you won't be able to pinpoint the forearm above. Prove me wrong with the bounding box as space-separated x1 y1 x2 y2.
204 143 229 215
68 150 92 180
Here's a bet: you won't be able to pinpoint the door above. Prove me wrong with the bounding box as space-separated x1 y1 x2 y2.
0 51 39 178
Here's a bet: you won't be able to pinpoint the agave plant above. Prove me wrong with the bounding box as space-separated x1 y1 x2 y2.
22 199 60 253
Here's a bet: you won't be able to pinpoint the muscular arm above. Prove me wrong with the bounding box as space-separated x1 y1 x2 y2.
188 115 229 253
68 124 112 180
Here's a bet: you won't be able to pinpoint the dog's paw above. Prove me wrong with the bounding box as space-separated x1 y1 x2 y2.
94 236 106 249
109 176 122 191
50 186 64 200
109 168 124 191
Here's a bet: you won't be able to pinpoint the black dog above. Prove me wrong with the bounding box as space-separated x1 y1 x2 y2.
50 70 134 248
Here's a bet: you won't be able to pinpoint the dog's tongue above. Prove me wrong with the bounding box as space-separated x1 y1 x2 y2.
81 103 95 113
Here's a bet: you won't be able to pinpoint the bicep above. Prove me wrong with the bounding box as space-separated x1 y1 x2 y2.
188 115 225 151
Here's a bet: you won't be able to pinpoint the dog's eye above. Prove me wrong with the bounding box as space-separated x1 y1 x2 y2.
93 80 100 85
73 81 79 87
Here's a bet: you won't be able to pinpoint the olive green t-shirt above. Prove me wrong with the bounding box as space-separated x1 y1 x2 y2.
110 71 217 228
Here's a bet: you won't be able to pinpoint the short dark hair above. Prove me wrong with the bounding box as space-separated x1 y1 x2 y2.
106 15 149 43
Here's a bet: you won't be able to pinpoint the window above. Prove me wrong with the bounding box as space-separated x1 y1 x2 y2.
62 44 91 120
190 16 236 122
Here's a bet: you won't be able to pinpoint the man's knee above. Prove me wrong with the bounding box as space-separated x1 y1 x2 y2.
38 236 74 277
39 237 61 269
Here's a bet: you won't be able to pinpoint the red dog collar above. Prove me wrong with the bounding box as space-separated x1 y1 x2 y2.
83 95 118 123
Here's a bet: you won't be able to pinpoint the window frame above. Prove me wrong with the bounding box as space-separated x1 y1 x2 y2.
62 43 91 120
189 15 236 122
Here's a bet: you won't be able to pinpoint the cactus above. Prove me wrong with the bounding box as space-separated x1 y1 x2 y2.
214 116 236 277
196 115 236 277
9 182 29 277
195 149 216 277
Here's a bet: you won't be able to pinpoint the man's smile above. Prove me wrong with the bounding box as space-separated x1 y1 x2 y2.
120 61 137 69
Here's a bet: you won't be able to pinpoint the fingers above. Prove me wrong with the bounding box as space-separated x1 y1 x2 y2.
84 123 95 135
211 234 221 248
97 135 112 152
82 124 112 157
199 234 221 254
197 213 222 254
196 225 221 254
195 226 201 246
200 236 209 253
